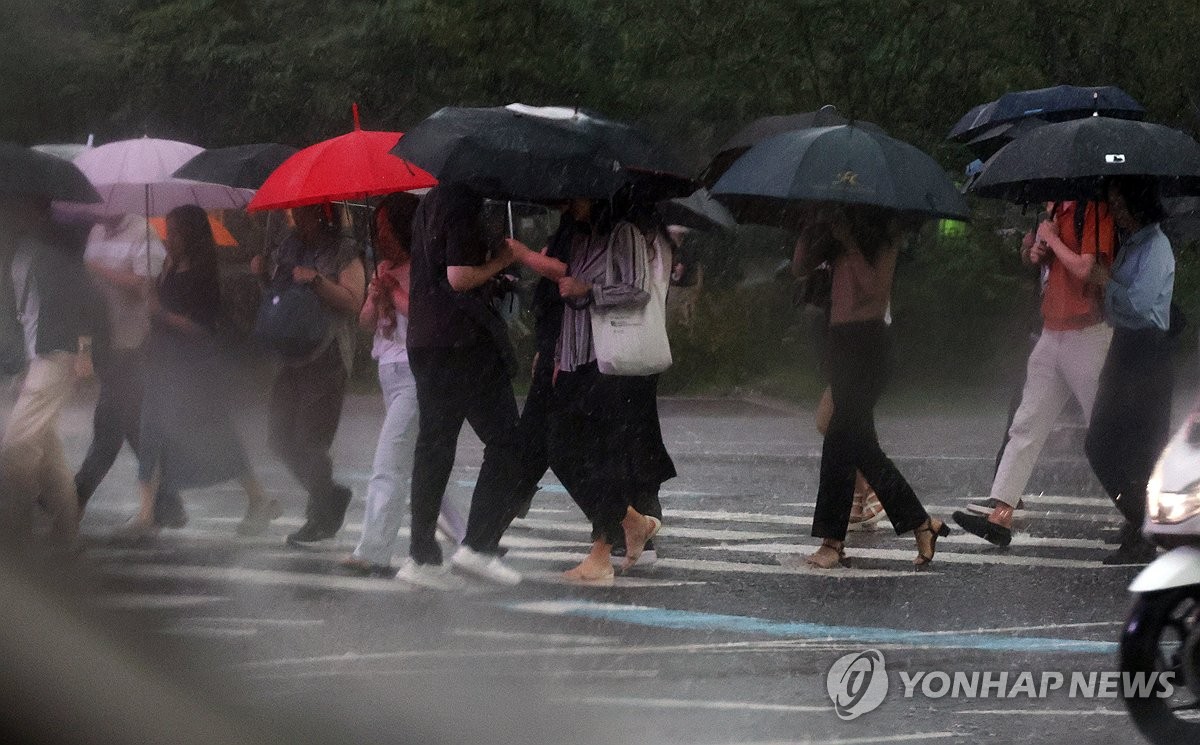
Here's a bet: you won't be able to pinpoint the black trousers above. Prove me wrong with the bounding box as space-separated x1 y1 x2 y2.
812 320 928 542
268 343 349 530
513 351 556 502
74 347 183 519
549 363 673 544
408 344 521 564
1085 328 1173 529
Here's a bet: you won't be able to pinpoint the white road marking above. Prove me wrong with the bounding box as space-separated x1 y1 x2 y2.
250 667 662 682
679 505 1122 525
185 616 326 628
449 629 619 645
160 625 259 639
722 735 956 745
514 518 790 541
557 695 829 713
918 621 1121 636
104 564 414 593
92 593 227 610
507 550 935 578
694 543 1119 570
521 568 707 588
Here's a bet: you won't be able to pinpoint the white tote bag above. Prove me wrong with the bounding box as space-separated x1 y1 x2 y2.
590 225 673 376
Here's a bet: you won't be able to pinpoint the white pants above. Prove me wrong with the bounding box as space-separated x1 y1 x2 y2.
991 323 1112 507
352 361 465 566
1 353 79 542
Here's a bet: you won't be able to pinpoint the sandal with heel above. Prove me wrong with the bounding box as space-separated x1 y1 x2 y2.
805 539 849 569
914 518 951 567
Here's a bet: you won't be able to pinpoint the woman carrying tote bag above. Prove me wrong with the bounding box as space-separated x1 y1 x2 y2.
507 198 675 580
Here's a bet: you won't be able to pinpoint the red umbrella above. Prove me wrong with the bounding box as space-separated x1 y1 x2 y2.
247 104 436 212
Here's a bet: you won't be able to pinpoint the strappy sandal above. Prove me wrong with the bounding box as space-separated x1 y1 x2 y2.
848 490 886 531
914 518 951 567
805 539 848 569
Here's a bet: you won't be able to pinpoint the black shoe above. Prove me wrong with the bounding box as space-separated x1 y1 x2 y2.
286 522 338 548
1102 536 1157 565
952 510 1012 547
153 492 188 529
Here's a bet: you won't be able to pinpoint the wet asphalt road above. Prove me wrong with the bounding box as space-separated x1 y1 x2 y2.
3 378 1185 745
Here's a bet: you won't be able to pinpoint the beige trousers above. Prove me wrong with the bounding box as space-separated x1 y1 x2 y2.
991 322 1113 507
1 352 79 542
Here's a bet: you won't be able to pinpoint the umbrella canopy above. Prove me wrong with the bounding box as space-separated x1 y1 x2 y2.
948 84 1144 143
248 108 434 212
392 103 688 202
712 125 969 226
969 116 1200 204
70 137 254 216
0 142 100 203
173 143 298 190
700 105 885 187
658 188 736 232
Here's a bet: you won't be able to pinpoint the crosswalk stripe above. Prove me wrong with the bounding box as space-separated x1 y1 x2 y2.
506 550 937 578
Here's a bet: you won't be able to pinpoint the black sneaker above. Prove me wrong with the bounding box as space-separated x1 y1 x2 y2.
1101 537 1157 565
286 522 338 548
952 510 1013 547
610 538 657 567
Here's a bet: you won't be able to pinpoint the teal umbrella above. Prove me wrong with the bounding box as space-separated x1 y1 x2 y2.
712 124 969 226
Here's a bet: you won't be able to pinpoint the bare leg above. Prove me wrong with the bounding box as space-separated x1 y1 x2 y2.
564 538 616 581
620 506 659 571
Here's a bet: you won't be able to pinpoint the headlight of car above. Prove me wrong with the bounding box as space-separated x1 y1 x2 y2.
1148 468 1200 524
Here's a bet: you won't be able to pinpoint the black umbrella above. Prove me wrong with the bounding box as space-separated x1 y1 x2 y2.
961 117 1051 159
700 105 885 187
392 104 688 201
0 142 100 203
969 116 1200 204
711 125 969 227
658 188 736 232
948 84 1144 143
172 143 298 189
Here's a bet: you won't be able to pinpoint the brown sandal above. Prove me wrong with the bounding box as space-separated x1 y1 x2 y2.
805 539 848 569
914 518 951 567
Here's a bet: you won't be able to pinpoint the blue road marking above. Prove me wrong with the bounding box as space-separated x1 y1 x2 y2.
508 601 1118 654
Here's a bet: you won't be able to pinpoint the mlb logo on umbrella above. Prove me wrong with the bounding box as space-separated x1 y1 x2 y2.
1105 153 1126 164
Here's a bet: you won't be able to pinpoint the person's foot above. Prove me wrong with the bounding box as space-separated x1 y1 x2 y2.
395 558 464 589
610 538 657 568
805 539 847 569
953 503 1014 547
619 511 661 571
450 546 522 585
1102 535 1158 565
237 498 282 537
111 518 159 544
913 517 951 567
965 497 1025 516
848 490 886 532
285 521 338 548
564 551 616 581
338 555 396 578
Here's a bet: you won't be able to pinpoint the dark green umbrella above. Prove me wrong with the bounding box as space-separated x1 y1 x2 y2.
970 116 1200 204
700 105 885 187
172 143 297 189
0 141 100 203
712 125 969 226
392 103 689 201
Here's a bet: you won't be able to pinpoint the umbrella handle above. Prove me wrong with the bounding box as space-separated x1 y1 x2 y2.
507 201 515 239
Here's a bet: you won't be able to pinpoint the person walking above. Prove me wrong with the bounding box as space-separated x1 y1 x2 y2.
510 198 672 581
0 196 98 547
1085 177 1175 565
954 200 1115 546
338 193 466 577
797 205 950 569
74 213 187 527
125 205 278 538
250 204 364 547
401 183 523 587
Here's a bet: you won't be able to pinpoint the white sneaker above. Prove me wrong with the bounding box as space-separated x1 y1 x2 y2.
450 546 522 585
395 558 465 591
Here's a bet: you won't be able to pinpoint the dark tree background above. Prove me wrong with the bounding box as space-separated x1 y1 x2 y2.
3 0 1199 392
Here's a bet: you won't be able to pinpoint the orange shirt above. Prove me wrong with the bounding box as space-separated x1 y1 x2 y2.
1041 201 1115 331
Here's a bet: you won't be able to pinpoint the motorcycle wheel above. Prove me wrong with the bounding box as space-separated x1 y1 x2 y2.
1121 587 1200 744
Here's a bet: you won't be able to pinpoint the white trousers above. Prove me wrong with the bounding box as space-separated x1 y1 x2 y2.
1 353 79 542
991 323 1112 507
352 361 465 566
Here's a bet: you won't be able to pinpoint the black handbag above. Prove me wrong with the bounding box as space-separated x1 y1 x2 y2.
253 265 332 358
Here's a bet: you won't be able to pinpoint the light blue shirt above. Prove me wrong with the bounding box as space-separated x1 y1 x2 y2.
1105 223 1174 331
